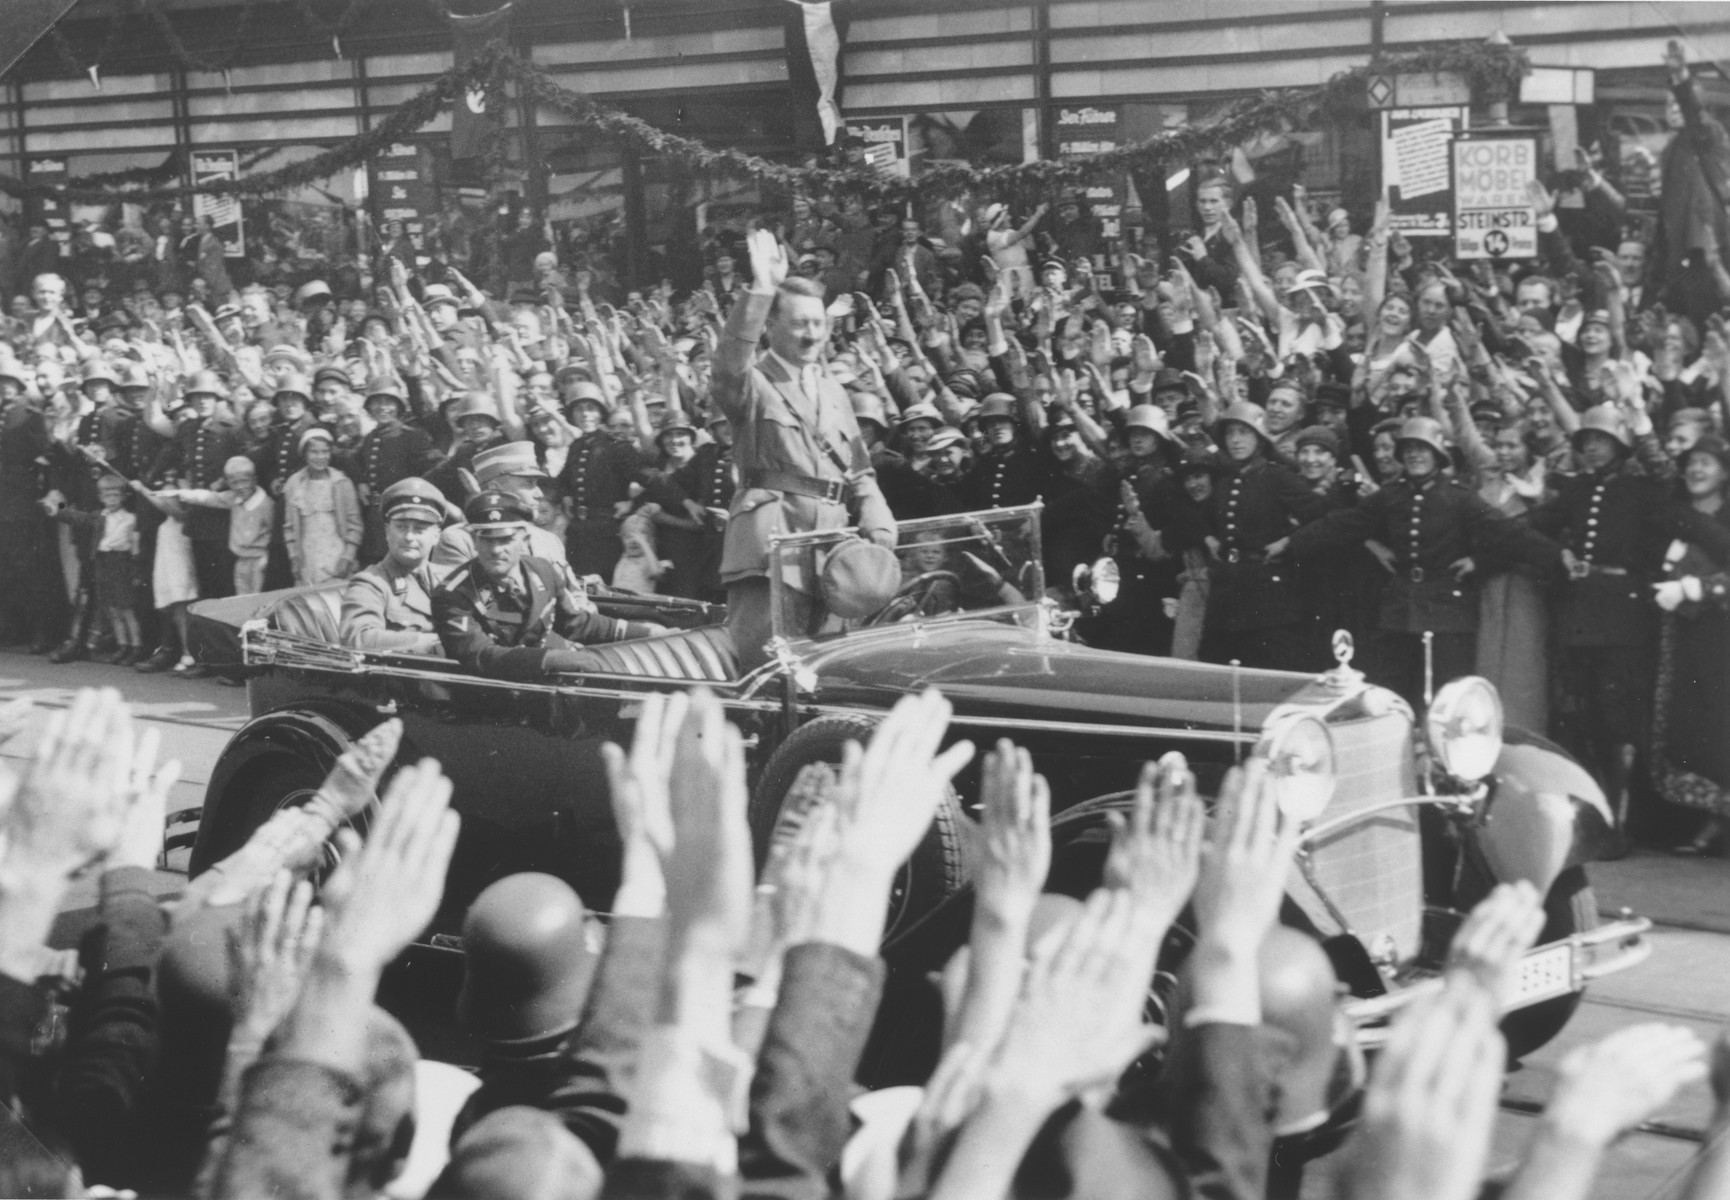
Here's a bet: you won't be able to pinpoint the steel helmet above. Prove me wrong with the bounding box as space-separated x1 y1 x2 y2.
562 380 608 414
976 393 1019 424
272 372 312 402
80 360 121 389
850 389 889 430
1394 416 1451 460
117 362 152 391
294 279 332 305
1572 402 1631 450
457 873 595 1043
363 377 407 407
1124 403 1172 440
897 402 944 430
184 369 226 399
451 390 503 425
1215 400 1272 443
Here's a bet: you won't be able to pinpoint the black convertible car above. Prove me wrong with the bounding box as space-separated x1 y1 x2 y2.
186 503 1647 1070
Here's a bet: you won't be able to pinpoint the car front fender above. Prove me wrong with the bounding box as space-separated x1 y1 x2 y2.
1472 728 1615 895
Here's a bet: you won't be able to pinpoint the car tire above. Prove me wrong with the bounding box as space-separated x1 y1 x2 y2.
750 713 970 941
1499 865 1598 1060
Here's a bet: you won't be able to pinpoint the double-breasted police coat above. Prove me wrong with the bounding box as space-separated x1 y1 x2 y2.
711 287 894 590
957 444 1043 512
1205 456 1330 632
152 414 242 544
558 431 643 578
1290 473 1561 635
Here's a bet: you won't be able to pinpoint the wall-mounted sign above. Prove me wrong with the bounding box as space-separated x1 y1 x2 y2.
1453 135 1537 259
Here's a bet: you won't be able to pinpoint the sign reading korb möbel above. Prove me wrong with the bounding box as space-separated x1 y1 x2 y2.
1453 136 1537 259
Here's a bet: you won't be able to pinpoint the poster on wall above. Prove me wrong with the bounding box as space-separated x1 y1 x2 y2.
1055 103 1125 277
191 151 245 257
1380 106 1466 238
849 118 909 177
1453 135 1537 260
370 141 435 234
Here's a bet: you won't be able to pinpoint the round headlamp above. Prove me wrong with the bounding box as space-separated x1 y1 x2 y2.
1255 712 1336 823
1073 556 1120 606
1425 676 1503 781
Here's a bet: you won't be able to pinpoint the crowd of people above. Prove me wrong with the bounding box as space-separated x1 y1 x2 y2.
1 682 1727 1200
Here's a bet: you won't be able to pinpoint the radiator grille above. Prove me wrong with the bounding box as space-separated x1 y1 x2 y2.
1289 710 1424 962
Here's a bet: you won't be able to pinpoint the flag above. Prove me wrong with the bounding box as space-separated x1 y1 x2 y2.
784 1 848 151
449 1 512 161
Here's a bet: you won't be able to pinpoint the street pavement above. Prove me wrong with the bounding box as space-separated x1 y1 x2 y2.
3 645 1727 1198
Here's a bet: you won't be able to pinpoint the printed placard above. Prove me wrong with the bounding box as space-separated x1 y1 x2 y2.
1453 136 1537 259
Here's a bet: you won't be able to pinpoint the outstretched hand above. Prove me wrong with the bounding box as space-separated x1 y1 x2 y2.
8 688 138 878
1545 1023 1705 1148
304 717 403 827
747 227 789 292
975 740 1051 924
1446 881 1544 1009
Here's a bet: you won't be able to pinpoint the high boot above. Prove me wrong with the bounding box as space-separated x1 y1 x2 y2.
1601 742 1637 860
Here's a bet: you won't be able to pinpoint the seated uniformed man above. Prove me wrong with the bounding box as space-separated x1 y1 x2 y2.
340 477 446 655
433 491 664 681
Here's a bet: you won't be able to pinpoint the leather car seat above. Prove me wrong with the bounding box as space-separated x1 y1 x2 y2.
581 626 737 683
266 583 347 643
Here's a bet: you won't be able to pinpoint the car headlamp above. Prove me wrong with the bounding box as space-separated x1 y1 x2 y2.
1426 676 1503 782
1255 712 1336 823
1073 557 1120 606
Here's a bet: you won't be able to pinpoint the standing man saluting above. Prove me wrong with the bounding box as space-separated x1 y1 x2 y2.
715 227 896 670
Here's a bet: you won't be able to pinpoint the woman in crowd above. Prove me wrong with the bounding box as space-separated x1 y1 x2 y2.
1476 419 1554 732
282 426 362 586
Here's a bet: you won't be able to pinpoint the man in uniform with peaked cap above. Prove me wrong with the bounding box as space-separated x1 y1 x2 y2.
340 478 449 655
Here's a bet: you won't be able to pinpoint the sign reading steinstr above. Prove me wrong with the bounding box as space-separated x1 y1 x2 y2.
1453 136 1537 259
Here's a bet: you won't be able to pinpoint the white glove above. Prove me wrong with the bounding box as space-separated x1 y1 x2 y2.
1683 575 1704 603
1654 580 1687 612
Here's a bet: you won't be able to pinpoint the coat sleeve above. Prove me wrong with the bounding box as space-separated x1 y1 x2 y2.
204 1059 360 1200
1461 489 1563 576
334 474 362 553
339 573 440 655
738 944 885 1200
1161 1022 1277 1200
433 582 555 681
55 867 169 1181
1288 489 1384 558
713 289 774 427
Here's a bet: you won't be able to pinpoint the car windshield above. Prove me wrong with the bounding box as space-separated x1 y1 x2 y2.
767 503 1045 645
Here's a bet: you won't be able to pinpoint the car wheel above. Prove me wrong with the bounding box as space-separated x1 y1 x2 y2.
1499 865 1598 1060
189 747 360 880
750 713 970 942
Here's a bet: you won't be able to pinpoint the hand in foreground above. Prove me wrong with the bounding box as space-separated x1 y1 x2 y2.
317 758 459 979
974 740 1051 924
8 688 137 878
742 763 842 980
1105 752 1205 941
1341 982 1506 1200
602 691 686 914
987 888 1162 1102
1544 1023 1705 1148
109 727 182 871
1445 880 1544 1009
303 717 403 826
1191 758 1298 956
842 689 975 884
227 868 325 1044
661 688 754 956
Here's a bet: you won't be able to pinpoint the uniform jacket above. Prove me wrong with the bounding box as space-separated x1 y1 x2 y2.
103 407 169 484
354 422 438 496
1528 460 1730 647
339 555 440 654
712 288 894 585
260 414 320 492
151 415 243 542
1291 473 1561 635
560 432 644 522
957 443 1043 512
433 554 646 681
0 399 48 521
1203 457 1331 631
673 441 737 513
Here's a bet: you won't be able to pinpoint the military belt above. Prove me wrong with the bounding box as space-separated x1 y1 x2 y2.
742 468 844 504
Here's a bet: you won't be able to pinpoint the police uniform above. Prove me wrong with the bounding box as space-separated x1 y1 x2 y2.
356 420 437 564
1290 462 1560 708
432 493 657 681
0 391 58 648
1202 455 1330 672
559 430 643 578
1528 451 1730 774
668 438 736 601
151 399 243 599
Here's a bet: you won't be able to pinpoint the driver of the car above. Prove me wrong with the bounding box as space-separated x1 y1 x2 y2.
432 491 665 681
901 528 1025 612
339 477 446 655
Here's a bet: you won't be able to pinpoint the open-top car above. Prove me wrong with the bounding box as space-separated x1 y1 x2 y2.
187 501 1648 1076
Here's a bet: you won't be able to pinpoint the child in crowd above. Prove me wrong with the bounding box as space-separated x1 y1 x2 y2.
282 427 361 586
43 473 143 664
130 475 202 676
168 455 274 595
